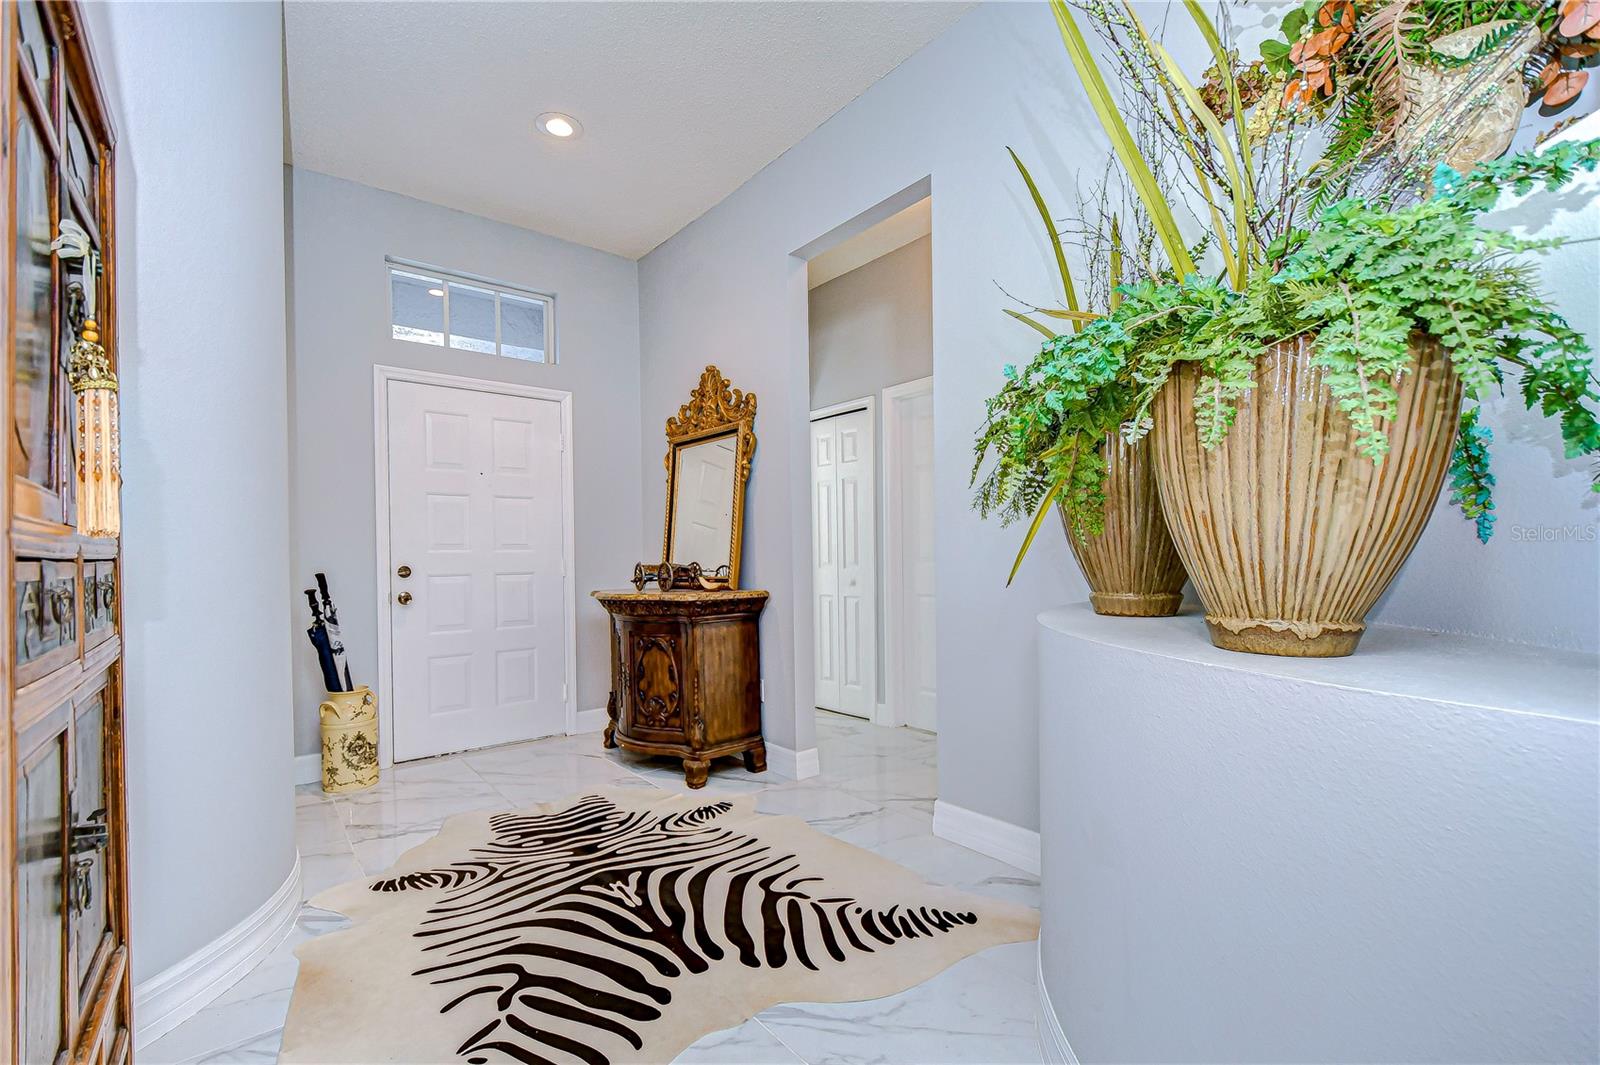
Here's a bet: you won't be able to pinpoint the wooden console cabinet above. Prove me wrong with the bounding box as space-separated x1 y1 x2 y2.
593 589 767 788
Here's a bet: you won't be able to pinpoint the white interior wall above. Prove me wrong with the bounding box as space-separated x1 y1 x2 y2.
639 1 1600 832
86 0 297 981
809 234 934 708
287 169 643 760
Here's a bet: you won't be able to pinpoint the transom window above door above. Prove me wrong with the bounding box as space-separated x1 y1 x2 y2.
387 259 555 364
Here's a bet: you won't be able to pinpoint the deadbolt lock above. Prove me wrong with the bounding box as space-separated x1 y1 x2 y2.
397 564 412 578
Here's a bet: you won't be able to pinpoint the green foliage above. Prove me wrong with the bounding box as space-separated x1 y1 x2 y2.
973 142 1600 542
1449 405 1496 543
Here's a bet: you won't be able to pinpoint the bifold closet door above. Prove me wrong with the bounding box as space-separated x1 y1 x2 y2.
811 408 876 719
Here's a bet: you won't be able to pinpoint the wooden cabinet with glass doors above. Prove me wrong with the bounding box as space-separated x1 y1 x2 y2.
3 3 131 1064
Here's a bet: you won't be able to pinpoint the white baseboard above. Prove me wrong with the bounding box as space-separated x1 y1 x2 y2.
1036 944 1079 1065
293 751 321 787
766 742 820 780
134 853 303 1048
571 706 608 734
932 799 1041 875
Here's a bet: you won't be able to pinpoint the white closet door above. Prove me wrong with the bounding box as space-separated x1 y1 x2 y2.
811 419 842 712
811 407 876 719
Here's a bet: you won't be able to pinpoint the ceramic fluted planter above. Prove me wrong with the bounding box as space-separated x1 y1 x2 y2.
1060 432 1187 617
1151 334 1463 657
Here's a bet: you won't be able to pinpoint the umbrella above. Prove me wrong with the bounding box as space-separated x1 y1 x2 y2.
316 572 354 691
305 588 343 692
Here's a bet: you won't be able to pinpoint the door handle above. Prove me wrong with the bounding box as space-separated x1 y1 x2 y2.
397 565 412 578
397 592 413 605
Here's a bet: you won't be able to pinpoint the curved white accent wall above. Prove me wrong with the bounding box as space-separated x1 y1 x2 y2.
88 0 298 1031
1037 605 1598 1063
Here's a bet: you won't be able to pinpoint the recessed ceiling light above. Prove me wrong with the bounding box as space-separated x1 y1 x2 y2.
536 112 582 139
427 287 444 297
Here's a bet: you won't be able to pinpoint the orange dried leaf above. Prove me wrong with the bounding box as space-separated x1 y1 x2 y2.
1558 0 1600 36
1545 69 1590 107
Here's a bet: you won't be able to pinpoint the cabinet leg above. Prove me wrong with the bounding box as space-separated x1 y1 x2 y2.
743 745 767 774
602 723 617 750
684 758 710 790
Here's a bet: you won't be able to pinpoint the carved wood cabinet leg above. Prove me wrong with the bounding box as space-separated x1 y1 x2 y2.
602 691 618 749
743 745 767 773
684 758 710 789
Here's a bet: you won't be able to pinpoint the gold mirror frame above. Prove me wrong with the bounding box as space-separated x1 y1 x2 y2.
662 365 757 589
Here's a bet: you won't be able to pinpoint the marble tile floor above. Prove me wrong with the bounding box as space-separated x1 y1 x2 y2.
141 711 1042 1064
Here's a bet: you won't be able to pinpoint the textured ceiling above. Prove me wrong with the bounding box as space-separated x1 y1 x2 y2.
284 2 973 259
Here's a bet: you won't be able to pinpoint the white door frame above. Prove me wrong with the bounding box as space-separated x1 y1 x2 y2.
372 364 578 767
809 396 878 722
881 375 933 729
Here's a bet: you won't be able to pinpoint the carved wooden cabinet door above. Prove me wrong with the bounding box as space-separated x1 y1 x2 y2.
621 621 688 738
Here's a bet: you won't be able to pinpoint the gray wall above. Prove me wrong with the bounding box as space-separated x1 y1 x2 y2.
639 2 1599 831
809 234 933 410
90 1 298 981
809 234 933 707
287 169 642 758
1037 605 1598 1062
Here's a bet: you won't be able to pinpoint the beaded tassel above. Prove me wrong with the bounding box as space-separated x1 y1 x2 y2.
70 317 120 537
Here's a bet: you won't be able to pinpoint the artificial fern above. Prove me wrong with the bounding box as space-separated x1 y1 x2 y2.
974 141 1600 546
1448 405 1496 542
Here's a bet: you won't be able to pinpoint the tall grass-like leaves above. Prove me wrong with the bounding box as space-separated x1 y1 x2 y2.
1007 476 1064 586
1109 215 1125 310
1009 148 1083 331
1005 308 1060 339
1050 0 1198 280
1158 44 1255 281
1118 1 1240 286
1181 0 1255 190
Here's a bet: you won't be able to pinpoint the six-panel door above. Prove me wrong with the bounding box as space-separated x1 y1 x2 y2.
387 381 568 761
810 409 876 719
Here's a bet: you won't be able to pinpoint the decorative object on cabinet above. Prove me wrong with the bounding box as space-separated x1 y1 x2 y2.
632 560 732 593
4 5 132 1063
278 790 1039 1065
594 589 767 789
319 687 379 794
662 365 756 589
974 0 1599 656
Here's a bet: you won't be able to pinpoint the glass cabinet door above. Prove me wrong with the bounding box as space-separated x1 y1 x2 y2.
71 690 111 998
16 731 67 1065
12 113 56 493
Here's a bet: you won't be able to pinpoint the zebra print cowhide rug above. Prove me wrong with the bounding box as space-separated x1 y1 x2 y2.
280 790 1037 1064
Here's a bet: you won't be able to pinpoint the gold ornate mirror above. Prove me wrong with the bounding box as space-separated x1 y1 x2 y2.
662 366 756 588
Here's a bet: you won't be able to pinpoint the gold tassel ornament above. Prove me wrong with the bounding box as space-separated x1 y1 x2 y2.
52 219 121 538
70 316 120 537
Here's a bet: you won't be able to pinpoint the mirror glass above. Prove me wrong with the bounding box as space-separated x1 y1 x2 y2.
670 432 739 570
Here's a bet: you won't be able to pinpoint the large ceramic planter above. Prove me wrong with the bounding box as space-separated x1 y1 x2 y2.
1151 335 1462 657
1060 432 1187 617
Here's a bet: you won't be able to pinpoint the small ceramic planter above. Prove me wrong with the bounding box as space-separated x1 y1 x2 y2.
1061 432 1187 617
1151 334 1462 657
320 685 379 793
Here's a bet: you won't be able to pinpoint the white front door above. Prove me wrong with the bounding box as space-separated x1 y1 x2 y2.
386 379 568 761
886 379 937 732
811 405 876 719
